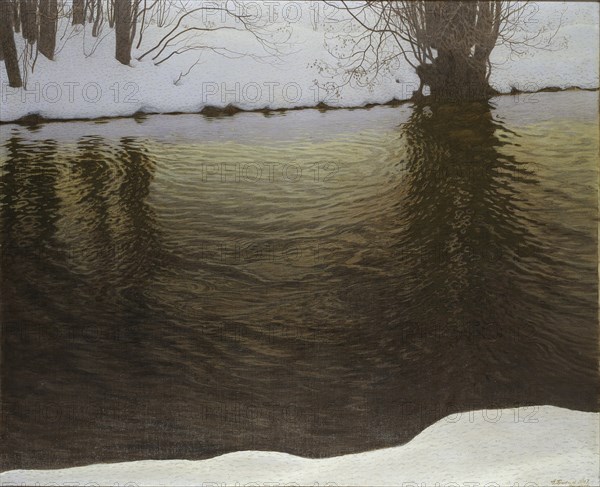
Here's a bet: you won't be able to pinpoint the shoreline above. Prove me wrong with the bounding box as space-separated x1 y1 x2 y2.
1 85 597 127
2 405 597 486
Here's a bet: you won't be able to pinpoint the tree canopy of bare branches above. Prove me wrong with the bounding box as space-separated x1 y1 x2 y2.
327 1 563 101
1 0 291 89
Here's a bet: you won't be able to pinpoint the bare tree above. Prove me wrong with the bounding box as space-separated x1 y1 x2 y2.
20 0 39 44
107 0 115 27
5 0 291 83
39 0 58 59
72 0 84 25
114 0 137 64
137 1 290 67
0 0 23 87
12 1 22 33
91 0 105 37
328 1 562 101
87 0 95 22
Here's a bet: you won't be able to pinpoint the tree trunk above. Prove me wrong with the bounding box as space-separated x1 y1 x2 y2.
92 0 103 37
87 0 94 22
38 0 57 59
0 0 23 87
413 2 499 101
416 51 495 102
12 0 21 33
115 0 134 65
28 0 38 43
107 0 115 28
72 0 85 25
20 0 38 43
19 0 27 34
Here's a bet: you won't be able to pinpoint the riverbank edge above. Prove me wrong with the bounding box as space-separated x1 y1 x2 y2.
1 85 597 127
1 405 598 486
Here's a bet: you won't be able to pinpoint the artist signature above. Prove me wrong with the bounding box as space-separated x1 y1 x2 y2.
551 479 590 486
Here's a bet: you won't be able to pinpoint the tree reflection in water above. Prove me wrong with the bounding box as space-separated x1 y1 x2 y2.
1 104 597 469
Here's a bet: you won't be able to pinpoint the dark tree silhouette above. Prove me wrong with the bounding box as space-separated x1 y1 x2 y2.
329 1 559 101
115 0 137 65
72 0 85 25
39 0 58 60
92 0 104 37
20 0 38 44
12 1 21 34
0 0 23 87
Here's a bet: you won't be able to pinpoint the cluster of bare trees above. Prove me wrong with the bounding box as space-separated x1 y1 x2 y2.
327 1 562 101
1 0 286 89
1 0 58 87
1 1 561 100
0 0 118 87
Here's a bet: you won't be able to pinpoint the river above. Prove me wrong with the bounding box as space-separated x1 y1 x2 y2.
1 90 598 470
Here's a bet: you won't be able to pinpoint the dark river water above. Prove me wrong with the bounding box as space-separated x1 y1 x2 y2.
1 91 598 470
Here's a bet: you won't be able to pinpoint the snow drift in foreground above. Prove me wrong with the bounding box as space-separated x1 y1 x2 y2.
0 2 598 122
2 406 598 486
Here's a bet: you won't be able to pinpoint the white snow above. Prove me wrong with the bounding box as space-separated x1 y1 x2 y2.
1 405 598 486
0 1 598 122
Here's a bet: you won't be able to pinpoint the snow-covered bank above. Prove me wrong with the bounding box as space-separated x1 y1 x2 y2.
2 406 598 486
0 2 598 123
